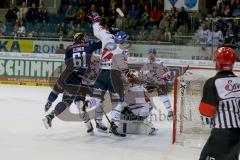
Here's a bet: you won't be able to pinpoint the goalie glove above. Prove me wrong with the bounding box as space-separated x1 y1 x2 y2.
44 101 52 112
87 11 101 23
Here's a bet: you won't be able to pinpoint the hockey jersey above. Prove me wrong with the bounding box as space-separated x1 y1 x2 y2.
92 22 128 71
141 60 170 85
196 29 211 45
200 71 240 129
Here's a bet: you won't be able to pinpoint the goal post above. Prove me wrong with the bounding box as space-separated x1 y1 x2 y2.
172 68 217 147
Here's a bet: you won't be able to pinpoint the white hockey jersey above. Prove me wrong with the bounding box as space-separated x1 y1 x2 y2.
93 22 128 70
140 60 170 85
124 84 151 117
208 30 223 47
196 29 211 45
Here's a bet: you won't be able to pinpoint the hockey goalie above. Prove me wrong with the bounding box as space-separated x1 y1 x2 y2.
117 69 157 135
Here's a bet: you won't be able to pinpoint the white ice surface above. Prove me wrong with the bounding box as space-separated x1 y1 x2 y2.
0 84 202 160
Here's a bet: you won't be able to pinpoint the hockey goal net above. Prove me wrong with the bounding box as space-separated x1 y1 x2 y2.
172 68 217 147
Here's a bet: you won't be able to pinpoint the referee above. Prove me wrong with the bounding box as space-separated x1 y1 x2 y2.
199 47 240 160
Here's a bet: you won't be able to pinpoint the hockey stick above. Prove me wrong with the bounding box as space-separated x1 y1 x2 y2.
99 104 126 137
116 8 124 17
182 65 190 75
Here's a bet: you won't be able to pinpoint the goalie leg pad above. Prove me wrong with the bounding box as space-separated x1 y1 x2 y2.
117 120 156 135
159 95 172 112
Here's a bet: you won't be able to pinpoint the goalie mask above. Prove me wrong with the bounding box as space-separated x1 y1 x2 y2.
214 47 237 71
128 69 143 85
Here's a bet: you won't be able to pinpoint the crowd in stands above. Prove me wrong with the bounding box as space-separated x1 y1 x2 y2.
195 0 240 48
1 0 194 43
0 0 240 47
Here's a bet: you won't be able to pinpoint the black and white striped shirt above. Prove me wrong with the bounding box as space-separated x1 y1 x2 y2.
201 71 240 129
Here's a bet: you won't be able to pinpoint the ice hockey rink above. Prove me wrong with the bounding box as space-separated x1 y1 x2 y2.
0 84 202 160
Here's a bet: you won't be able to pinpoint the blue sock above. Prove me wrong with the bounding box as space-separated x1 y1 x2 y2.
47 90 59 103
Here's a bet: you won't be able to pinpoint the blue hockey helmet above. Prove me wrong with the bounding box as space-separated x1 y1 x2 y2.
148 48 157 54
115 31 128 44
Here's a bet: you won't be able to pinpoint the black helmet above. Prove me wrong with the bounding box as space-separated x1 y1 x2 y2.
73 32 86 43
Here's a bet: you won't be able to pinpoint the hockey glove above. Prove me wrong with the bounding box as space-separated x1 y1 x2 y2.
87 11 101 23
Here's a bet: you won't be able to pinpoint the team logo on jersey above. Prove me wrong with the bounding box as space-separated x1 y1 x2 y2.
215 77 240 99
224 80 240 96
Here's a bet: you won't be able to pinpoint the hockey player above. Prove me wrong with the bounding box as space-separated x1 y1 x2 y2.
199 47 240 160
141 48 173 119
87 12 131 137
118 69 157 135
43 32 103 134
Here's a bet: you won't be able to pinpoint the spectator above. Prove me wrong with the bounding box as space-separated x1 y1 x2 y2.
218 0 231 13
26 3 39 22
176 6 189 30
100 6 108 18
139 5 149 26
38 4 48 22
137 25 148 41
13 20 26 37
28 31 38 38
109 3 118 27
159 14 171 34
225 22 235 44
212 6 219 18
75 23 82 33
222 5 232 17
58 30 64 41
149 6 163 25
174 25 185 44
90 3 97 12
170 6 177 19
219 2 226 16
17 20 26 37
66 22 75 38
76 8 87 24
209 24 223 47
77 0 87 9
17 1 28 21
5 4 19 22
55 43 66 54
115 15 128 31
127 4 139 28
234 26 240 48
196 22 211 47
32 45 41 53
148 25 161 41
233 4 240 16
162 28 172 42
65 5 76 22
0 21 6 36
169 15 177 34
121 3 128 16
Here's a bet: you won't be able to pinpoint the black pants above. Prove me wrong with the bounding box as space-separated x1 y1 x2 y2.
199 128 240 160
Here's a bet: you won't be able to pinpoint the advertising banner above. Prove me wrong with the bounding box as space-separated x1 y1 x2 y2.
0 53 64 86
0 39 33 53
164 0 199 11
129 44 214 60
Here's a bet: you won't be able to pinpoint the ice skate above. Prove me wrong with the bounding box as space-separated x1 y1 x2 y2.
42 115 53 129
